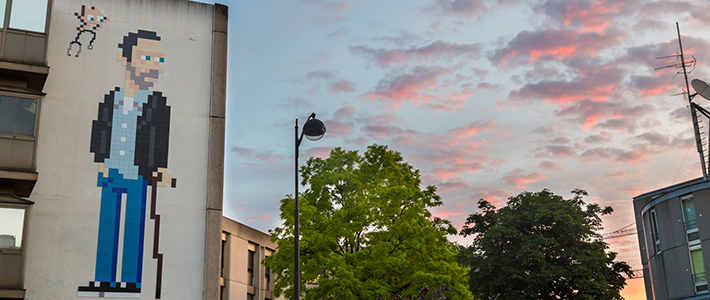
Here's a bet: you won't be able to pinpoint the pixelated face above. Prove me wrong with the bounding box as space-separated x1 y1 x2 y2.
130 38 165 80
81 7 108 31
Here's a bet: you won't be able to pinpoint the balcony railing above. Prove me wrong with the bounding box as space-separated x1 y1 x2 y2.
685 219 699 231
694 272 706 283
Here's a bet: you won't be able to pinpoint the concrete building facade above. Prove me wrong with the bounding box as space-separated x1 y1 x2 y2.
0 0 227 299
221 217 285 300
634 178 710 300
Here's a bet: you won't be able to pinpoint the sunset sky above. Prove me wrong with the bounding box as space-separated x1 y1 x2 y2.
205 0 710 298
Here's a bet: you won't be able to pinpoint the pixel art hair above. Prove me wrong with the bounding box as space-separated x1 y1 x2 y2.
119 30 161 63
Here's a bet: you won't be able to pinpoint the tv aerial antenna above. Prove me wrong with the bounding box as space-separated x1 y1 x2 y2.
659 23 710 179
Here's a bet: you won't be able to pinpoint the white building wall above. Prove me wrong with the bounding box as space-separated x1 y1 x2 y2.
22 0 216 299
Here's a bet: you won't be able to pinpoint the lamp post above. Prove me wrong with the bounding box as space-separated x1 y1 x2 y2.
294 113 326 300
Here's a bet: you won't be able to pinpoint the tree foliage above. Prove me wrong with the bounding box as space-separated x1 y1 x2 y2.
459 189 633 300
264 145 472 300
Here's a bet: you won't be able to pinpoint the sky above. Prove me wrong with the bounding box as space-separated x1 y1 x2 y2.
205 0 710 298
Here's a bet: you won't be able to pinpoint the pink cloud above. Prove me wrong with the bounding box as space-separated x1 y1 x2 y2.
247 213 273 222
231 147 286 166
509 66 622 106
301 146 334 159
630 75 677 98
534 0 627 33
350 40 480 68
365 66 451 108
555 100 655 131
447 120 497 138
329 79 356 93
490 29 626 66
502 169 546 189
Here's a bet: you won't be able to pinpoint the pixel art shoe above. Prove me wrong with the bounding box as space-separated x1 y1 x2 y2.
78 281 141 298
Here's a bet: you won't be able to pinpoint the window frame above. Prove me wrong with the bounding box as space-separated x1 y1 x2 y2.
0 91 42 139
681 195 700 245
0 90 43 172
247 244 256 288
689 246 709 294
0 201 31 290
0 0 52 64
650 209 661 253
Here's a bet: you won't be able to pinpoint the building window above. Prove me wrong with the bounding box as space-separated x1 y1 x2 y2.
248 248 255 287
0 203 30 289
265 265 271 292
0 92 42 174
682 195 700 244
691 248 708 292
7 0 49 33
0 0 51 64
0 95 38 136
650 209 660 253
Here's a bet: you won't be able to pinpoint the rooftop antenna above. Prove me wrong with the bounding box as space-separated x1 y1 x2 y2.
658 23 710 179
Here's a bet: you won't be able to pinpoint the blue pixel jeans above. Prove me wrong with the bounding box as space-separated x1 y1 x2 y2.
95 168 148 288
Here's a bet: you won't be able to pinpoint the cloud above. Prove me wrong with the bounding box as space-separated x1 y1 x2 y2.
690 3 710 26
578 131 692 163
365 66 451 108
301 146 335 159
539 160 563 170
489 29 626 66
300 0 353 12
231 147 286 166
350 40 481 68
329 79 356 93
247 213 273 222
447 120 497 138
509 66 623 106
361 125 421 145
502 168 546 189
533 0 629 33
306 70 336 81
584 130 612 143
630 75 677 98
372 30 422 46
555 100 655 131
277 97 313 110
423 0 487 18
327 28 351 39
670 107 690 124
531 145 577 158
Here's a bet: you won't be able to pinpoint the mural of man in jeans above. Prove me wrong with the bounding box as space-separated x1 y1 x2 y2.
79 30 173 298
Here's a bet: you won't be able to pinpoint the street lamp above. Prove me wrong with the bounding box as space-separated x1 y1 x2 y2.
294 113 326 300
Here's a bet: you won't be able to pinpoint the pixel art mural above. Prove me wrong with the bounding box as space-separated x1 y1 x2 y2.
78 30 174 299
67 5 108 57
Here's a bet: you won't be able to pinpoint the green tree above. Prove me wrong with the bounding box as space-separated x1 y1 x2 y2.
459 189 633 300
264 145 473 300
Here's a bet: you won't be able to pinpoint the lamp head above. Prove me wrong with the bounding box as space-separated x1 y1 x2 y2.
303 118 326 141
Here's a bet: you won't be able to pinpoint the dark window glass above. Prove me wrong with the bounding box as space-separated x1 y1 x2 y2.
0 96 37 136
248 250 255 286
683 197 698 230
688 232 701 243
265 266 271 291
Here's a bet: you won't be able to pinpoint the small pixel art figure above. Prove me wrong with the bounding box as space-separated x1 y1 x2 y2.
78 30 172 299
67 5 108 57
